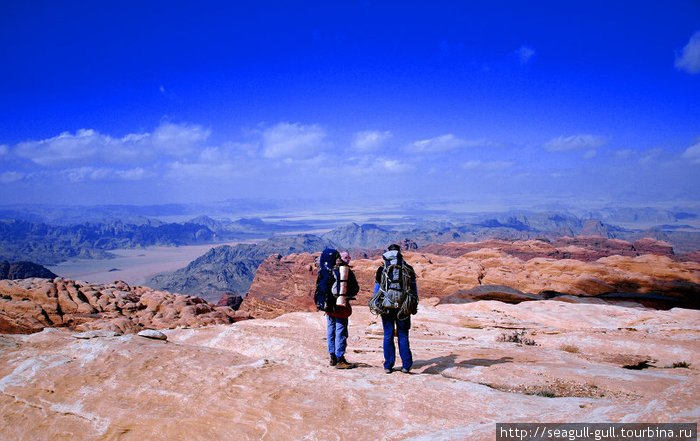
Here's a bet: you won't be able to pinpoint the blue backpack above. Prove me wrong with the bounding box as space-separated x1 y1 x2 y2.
314 248 340 312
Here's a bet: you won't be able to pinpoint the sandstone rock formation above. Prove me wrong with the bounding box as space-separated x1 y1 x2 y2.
238 242 700 319
0 260 58 280
419 237 680 262
0 278 248 334
0 302 697 440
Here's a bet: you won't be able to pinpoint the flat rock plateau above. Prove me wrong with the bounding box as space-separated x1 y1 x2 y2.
0 301 698 440
0 238 698 440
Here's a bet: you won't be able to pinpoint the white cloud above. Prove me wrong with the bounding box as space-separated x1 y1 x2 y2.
516 45 535 65
13 122 210 166
17 129 105 166
675 30 700 74
462 160 514 170
0 144 8 156
381 159 408 172
614 149 635 159
410 134 493 153
62 166 154 182
639 148 663 165
681 142 700 164
167 160 241 180
261 122 326 159
0 171 24 183
543 134 608 152
116 167 152 180
583 149 597 159
352 130 392 151
151 122 210 155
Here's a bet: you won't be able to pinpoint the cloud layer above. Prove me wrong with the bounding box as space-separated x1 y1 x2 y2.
675 30 700 74
543 134 608 152
0 121 697 206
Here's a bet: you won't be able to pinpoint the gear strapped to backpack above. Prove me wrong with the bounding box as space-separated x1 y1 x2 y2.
369 249 418 319
332 265 359 300
314 248 360 312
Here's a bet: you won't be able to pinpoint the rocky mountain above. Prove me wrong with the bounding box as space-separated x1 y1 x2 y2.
237 238 700 318
3 206 699 267
419 236 679 262
0 302 697 439
583 206 698 224
320 214 622 250
146 234 335 303
0 278 247 334
321 222 402 249
0 261 58 280
0 219 214 265
0 216 324 266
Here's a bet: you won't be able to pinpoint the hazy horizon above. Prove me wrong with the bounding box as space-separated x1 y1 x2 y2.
1 2 699 209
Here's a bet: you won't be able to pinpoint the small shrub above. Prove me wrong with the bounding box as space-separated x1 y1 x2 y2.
497 329 537 346
536 390 557 398
525 389 557 398
672 361 690 368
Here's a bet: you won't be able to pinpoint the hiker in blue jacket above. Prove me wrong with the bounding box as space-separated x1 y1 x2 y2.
373 244 418 374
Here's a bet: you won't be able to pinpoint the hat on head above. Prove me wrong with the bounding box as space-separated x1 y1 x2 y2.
339 251 351 263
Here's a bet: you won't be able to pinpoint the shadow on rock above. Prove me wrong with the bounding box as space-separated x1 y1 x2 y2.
414 353 513 375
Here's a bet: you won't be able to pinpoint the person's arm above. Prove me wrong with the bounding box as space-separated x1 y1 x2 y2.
374 266 383 295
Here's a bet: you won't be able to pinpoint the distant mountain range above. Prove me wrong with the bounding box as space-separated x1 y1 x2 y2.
1 206 699 303
0 216 320 265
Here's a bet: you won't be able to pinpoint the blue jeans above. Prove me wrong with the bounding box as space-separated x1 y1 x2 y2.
381 309 412 370
327 315 348 358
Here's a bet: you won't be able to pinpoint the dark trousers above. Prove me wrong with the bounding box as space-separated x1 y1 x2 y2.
381 309 412 370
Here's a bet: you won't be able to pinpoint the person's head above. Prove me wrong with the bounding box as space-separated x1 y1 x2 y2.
387 244 401 252
338 251 351 265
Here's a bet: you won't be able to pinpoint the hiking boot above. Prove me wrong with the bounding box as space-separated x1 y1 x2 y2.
401 367 410 374
330 354 338 366
384 368 393 374
335 356 355 369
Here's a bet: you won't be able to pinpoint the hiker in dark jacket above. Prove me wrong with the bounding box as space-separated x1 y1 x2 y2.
327 251 355 369
373 244 418 374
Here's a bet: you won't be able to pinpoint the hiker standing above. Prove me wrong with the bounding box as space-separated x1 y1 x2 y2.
370 244 418 374
314 249 359 369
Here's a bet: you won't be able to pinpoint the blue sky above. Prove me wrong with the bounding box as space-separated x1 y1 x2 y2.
1 1 699 210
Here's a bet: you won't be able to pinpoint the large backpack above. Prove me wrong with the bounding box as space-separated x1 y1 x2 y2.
314 248 340 312
332 266 359 300
369 250 418 319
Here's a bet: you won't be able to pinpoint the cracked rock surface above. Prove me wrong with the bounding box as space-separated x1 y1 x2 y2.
0 301 697 440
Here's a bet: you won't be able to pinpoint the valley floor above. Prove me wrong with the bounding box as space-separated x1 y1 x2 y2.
46 241 254 286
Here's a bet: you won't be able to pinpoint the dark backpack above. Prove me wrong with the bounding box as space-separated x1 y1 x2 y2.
369 250 418 318
314 248 340 312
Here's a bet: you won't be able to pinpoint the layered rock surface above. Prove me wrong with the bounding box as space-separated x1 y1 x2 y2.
239 240 700 319
0 278 247 334
0 302 697 440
